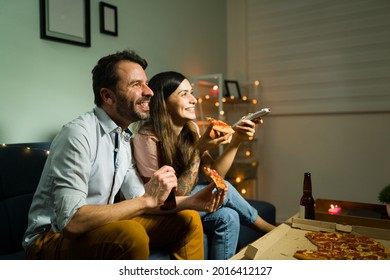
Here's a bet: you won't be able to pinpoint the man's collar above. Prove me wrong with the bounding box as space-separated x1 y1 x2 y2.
94 107 118 135
94 107 133 139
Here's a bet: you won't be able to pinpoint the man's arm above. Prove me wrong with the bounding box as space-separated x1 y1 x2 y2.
64 165 177 239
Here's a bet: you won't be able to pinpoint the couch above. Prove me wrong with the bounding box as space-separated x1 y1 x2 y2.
0 142 276 260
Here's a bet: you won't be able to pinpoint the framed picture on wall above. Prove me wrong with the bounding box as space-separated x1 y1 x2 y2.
99 2 118 36
39 0 91 47
224 80 242 98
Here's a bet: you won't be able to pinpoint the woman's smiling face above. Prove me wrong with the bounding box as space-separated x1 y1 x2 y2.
166 79 197 124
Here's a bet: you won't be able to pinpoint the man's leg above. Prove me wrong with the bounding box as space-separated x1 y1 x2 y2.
27 220 150 259
134 210 204 260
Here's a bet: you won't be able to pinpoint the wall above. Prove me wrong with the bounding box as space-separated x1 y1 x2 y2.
0 0 226 143
227 0 390 222
3 0 389 225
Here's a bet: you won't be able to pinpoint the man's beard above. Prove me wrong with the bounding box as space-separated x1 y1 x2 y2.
117 97 150 122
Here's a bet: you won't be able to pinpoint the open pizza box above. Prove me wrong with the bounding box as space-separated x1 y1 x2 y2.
236 217 390 260
315 198 390 230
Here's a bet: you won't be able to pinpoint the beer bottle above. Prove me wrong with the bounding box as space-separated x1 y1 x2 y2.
299 172 315 219
157 141 176 210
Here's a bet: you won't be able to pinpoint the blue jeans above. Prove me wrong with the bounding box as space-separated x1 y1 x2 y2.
190 181 258 259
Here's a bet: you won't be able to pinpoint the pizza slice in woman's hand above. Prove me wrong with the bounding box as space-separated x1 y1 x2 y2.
206 117 235 135
203 167 228 191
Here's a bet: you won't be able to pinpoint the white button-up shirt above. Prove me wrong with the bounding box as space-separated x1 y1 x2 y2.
22 107 145 250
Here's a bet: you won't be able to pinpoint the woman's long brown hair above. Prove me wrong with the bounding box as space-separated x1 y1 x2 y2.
143 71 199 177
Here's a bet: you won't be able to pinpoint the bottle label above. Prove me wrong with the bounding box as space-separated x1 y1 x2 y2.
299 205 305 219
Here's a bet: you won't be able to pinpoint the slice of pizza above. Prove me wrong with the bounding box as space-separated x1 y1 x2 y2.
304 232 342 249
206 117 235 134
293 249 333 260
203 167 228 190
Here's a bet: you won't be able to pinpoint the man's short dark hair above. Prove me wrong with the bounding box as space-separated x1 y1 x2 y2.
91 50 148 106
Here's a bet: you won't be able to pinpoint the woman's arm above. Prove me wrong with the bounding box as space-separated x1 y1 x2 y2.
211 119 258 177
176 149 201 195
132 131 200 195
177 122 230 195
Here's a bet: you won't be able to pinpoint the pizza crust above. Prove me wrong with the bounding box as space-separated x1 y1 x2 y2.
293 250 329 260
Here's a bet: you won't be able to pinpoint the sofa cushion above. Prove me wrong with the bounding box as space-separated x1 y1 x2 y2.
0 145 49 198
0 194 34 255
0 143 277 259
0 145 50 256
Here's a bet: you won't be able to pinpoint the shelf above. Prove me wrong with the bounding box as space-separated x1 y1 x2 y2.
230 179 257 200
190 74 262 200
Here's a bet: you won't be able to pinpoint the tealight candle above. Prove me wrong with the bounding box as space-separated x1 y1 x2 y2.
209 86 219 98
328 204 342 215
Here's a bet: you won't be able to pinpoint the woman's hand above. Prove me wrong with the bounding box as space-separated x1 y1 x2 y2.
187 183 227 212
232 119 261 142
195 123 233 154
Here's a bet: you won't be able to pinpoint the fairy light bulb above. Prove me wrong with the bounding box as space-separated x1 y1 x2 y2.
235 177 242 183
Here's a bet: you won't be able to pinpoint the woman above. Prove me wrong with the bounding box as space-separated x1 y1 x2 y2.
131 71 275 259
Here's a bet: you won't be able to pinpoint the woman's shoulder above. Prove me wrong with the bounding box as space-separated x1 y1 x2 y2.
131 121 159 142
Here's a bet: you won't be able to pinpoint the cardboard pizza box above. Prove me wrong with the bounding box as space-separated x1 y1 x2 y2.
231 218 390 260
315 198 390 230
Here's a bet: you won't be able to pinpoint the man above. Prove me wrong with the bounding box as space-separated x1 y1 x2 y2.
23 50 226 260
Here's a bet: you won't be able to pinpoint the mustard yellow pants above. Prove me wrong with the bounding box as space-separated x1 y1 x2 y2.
26 210 204 260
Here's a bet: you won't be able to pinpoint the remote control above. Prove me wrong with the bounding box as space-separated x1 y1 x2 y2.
232 108 271 126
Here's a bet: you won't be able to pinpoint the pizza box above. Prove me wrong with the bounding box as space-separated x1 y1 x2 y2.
291 217 390 241
231 218 390 260
315 198 390 230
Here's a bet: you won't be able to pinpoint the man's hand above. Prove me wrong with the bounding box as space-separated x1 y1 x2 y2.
143 165 177 207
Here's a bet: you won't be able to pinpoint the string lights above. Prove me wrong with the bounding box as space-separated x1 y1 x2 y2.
193 77 261 199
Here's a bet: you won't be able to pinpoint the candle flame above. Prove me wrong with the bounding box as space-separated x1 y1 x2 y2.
330 204 338 209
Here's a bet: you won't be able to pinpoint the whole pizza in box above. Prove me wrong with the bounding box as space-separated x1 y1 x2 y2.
294 231 390 260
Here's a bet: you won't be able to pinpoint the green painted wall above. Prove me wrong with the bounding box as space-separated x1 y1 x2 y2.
0 0 227 143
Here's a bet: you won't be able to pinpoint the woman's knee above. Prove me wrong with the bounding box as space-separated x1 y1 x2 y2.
216 207 240 225
204 208 240 230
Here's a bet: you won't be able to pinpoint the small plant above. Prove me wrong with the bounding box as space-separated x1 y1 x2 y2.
378 184 390 204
